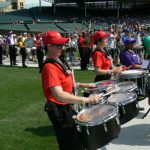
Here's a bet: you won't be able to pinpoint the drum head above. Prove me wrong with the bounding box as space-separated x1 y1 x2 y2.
114 81 137 92
76 104 118 126
120 69 145 79
95 80 114 87
84 80 115 95
108 92 137 105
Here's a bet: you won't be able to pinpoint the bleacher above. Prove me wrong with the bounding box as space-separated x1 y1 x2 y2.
0 9 33 24
27 23 64 33
29 7 68 23
56 23 88 33
0 24 28 31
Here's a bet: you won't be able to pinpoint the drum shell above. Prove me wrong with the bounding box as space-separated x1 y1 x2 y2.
119 100 139 125
108 92 139 125
119 70 147 100
77 115 120 150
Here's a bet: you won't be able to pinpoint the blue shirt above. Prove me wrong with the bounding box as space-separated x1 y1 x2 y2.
122 35 130 44
120 49 142 67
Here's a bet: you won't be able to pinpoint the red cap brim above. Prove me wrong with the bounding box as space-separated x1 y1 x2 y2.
51 37 69 45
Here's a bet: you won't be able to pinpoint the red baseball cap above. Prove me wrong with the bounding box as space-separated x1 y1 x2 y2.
94 30 110 41
42 31 69 46
36 33 41 38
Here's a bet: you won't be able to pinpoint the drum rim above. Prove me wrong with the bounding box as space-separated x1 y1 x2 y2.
120 69 146 79
84 80 115 93
121 69 146 74
75 104 119 126
107 92 137 106
107 81 138 92
95 80 115 86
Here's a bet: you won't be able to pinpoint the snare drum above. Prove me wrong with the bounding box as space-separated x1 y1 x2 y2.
84 80 115 97
108 92 139 125
75 104 120 150
119 69 147 100
120 69 146 79
108 81 138 93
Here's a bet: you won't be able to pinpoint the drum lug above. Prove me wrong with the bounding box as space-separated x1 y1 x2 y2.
116 117 120 125
122 106 126 114
86 126 90 135
76 125 82 133
136 103 139 109
103 123 108 132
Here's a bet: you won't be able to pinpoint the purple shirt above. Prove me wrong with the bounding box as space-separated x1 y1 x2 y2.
6 36 11 45
0 38 3 46
120 49 142 67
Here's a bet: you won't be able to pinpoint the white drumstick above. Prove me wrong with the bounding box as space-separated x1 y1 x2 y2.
100 86 120 98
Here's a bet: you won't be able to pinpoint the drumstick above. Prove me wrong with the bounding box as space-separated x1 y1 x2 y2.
126 65 133 70
72 68 77 96
100 86 120 98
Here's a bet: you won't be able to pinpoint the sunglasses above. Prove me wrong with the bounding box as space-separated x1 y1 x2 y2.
51 44 64 49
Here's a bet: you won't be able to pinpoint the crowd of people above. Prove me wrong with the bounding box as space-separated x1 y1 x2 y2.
0 18 150 70
0 31 44 68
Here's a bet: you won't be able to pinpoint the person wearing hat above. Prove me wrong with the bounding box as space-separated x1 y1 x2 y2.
40 30 101 150
35 33 44 68
78 31 91 70
92 30 122 82
120 38 142 69
6 31 17 66
122 29 131 44
120 38 145 111
144 26 150 59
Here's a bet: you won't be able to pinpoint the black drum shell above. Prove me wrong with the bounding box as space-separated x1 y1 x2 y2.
118 100 139 125
77 116 121 150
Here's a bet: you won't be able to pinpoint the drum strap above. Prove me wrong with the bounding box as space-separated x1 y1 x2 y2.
92 48 110 59
39 57 71 73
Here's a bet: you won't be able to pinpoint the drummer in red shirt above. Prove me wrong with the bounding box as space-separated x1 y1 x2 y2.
92 30 122 82
41 30 101 150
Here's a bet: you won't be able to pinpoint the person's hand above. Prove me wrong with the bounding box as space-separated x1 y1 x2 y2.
112 66 122 75
87 94 102 104
88 83 97 88
121 65 133 71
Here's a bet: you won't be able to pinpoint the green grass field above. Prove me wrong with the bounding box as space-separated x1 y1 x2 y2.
0 67 95 150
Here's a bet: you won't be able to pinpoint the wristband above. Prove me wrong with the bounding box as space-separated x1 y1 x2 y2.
76 82 80 88
108 70 112 75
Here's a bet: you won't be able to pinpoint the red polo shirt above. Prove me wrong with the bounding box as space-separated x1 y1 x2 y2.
41 63 73 105
92 49 111 70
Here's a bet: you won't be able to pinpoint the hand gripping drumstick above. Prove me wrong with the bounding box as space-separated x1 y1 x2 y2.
99 86 120 99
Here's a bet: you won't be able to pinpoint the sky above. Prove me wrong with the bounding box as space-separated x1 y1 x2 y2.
25 0 52 8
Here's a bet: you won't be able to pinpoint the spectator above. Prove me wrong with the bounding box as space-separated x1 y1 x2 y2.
144 26 150 59
0 35 3 65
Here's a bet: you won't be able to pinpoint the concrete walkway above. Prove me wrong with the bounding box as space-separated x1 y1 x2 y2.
104 98 150 150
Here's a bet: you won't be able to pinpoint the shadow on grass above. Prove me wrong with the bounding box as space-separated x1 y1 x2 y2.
25 125 55 137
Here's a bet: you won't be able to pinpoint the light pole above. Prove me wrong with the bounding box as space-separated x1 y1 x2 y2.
85 0 87 17
117 1 120 19
39 0 42 12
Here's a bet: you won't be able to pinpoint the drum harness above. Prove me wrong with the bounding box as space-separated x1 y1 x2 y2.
39 57 82 113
